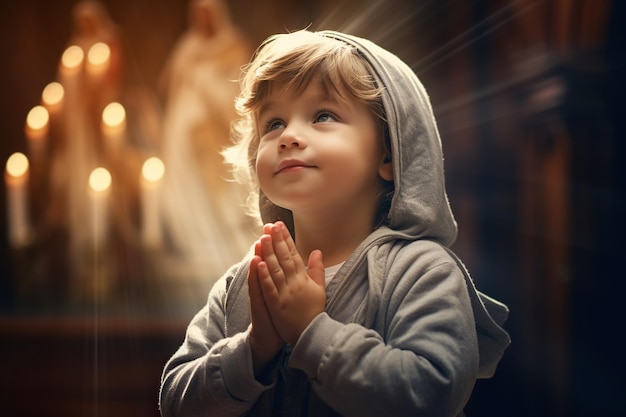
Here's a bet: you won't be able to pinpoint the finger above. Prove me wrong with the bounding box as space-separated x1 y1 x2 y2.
270 223 299 280
248 255 265 316
260 234 286 291
250 241 264 295
277 222 306 273
258 223 273 262
257 260 280 306
307 249 326 288
248 253 260 285
248 254 267 301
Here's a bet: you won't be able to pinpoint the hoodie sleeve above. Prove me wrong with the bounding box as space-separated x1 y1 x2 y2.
288 242 479 417
159 266 272 417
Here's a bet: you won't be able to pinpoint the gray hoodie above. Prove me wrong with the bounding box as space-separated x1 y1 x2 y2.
159 30 510 417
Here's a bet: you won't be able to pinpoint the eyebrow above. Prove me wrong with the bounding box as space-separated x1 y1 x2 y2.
256 101 276 122
255 83 346 122
258 90 342 116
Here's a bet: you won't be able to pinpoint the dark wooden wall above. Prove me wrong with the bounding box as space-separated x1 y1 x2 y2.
0 1 624 416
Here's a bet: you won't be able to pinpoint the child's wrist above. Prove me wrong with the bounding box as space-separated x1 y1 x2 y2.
249 330 283 376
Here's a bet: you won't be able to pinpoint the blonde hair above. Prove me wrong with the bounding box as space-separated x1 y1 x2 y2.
223 30 390 223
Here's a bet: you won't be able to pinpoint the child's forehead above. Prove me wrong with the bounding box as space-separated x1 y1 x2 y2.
255 76 351 111
255 81 333 114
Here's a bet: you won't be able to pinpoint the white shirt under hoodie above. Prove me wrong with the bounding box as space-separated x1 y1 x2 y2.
159 30 511 417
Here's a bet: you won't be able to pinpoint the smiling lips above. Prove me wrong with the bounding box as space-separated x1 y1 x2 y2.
275 159 314 174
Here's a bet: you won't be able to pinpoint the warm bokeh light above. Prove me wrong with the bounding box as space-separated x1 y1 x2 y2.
102 102 126 127
61 45 84 69
26 105 49 130
142 157 165 183
87 42 111 66
89 167 112 192
42 82 64 107
6 152 29 177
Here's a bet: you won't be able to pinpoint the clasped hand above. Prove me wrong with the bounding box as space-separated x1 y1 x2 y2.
248 221 326 369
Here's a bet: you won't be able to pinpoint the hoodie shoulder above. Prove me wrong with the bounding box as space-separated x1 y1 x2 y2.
432 242 511 378
367 236 510 379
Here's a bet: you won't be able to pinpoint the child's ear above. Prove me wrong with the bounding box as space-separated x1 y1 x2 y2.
378 155 393 181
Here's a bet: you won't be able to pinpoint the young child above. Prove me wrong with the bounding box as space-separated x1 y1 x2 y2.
159 29 510 417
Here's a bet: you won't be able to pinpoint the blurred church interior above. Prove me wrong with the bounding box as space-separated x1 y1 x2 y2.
0 0 623 416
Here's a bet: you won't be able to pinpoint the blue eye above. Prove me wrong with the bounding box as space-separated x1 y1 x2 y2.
265 119 285 132
315 111 337 123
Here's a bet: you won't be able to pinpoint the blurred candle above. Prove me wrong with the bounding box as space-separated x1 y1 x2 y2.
41 81 64 116
101 102 126 150
88 167 111 247
60 45 84 76
25 105 49 160
5 153 30 247
86 42 111 76
140 157 164 247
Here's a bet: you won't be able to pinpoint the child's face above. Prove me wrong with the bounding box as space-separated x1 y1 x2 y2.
254 79 388 218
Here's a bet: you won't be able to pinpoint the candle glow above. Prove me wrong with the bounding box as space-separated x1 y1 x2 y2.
142 157 165 183
141 157 164 246
25 106 50 158
89 167 112 192
102 102 126 128
61 45 84 69
5 152 30 247
42 82 65 107
88 167 111 247
26 105 49 131
87 42 111 66
6 152 29 178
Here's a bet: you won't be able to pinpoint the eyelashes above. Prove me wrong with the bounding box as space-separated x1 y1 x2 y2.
263 118 284 133
314 110 338 123
261 109 339 135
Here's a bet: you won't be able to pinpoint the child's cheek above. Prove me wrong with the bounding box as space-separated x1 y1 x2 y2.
254 146 273 187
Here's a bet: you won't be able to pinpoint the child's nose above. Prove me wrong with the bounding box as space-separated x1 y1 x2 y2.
279 139 301 150
278 124 306 150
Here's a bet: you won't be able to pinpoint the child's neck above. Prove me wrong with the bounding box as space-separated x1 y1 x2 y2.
293 212 373 267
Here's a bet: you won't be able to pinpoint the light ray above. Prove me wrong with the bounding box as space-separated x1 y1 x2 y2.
411 0 540 73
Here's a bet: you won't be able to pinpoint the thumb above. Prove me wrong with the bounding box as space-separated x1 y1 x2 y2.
307 249 325 287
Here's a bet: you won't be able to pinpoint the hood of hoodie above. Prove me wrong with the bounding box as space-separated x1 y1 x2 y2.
317 31 510 378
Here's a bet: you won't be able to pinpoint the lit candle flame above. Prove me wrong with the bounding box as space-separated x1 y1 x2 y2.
89 167 112 192
5 152 30 247
61 45 84 69
102 102 126 128
87 42 111 66
142 157 165 183
140 157 164 246
42 82 64 107
6 152 29 178
26 105 49 130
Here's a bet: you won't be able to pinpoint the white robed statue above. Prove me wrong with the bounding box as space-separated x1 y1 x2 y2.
157 0 257 290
